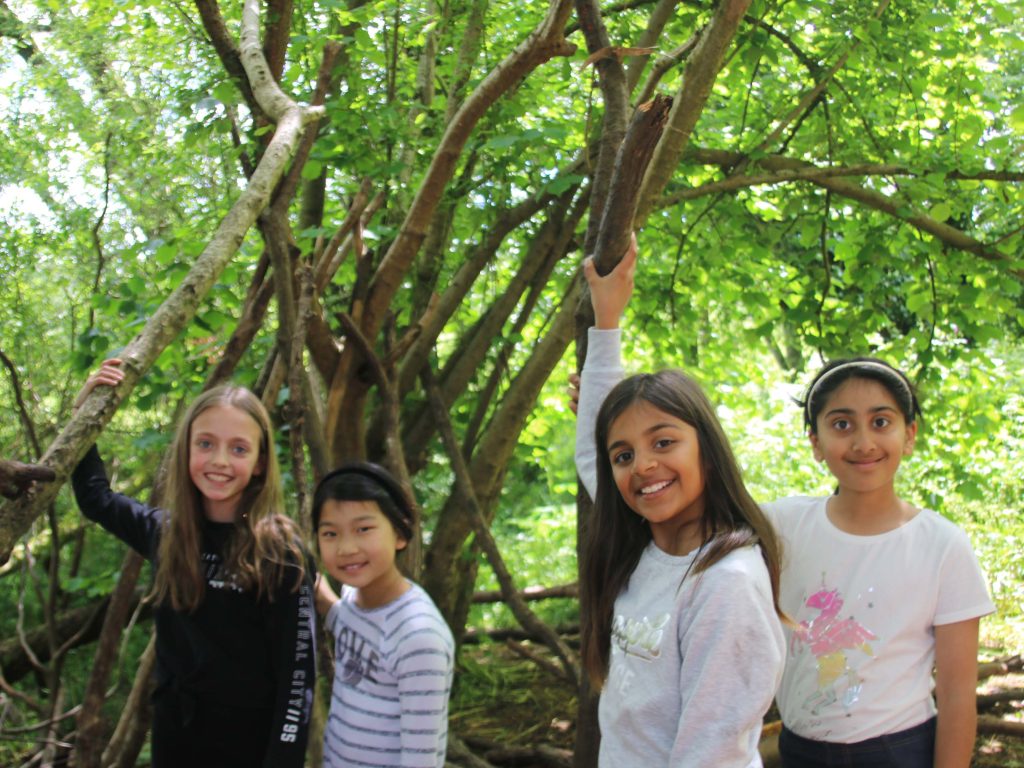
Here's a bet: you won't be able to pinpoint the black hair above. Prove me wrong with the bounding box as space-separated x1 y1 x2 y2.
800 357 922 434
312 462 415 542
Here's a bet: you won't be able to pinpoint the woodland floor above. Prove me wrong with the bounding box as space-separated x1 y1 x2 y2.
449 643 1024 768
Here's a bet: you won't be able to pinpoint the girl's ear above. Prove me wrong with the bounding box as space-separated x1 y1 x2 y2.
253 456 265 477
395 536 409 552
808 431 824 462
902 421 918 455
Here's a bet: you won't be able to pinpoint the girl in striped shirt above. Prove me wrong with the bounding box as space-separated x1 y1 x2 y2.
313 462 455 767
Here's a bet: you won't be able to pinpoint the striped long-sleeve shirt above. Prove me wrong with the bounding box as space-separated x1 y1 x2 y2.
324 582 455 767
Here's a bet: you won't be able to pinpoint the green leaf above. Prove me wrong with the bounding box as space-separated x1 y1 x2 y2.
301 159 323 180
1009 104 1024 133
483 134 521 150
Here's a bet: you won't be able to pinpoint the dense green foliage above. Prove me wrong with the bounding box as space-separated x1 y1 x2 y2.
1 0 1022 763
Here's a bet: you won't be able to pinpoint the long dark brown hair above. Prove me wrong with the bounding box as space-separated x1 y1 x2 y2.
579 370 786 688
152 385 305 612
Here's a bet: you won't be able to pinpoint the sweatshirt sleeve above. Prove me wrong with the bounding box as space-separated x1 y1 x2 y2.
575 327 626 500
396 610 455 767
668 551 785 767
70 444 162 558
261 559 317 768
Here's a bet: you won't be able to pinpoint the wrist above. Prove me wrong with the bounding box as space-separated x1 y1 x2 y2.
593 315 621 330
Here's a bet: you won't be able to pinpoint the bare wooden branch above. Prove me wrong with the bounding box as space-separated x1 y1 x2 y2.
0 346 42 459
505 638 572 682
0 597 140 684
0 459 56 501
978 654 1023 681
977 714 1024 737
636 0 752 223
472 583 578 604
463 735 573 768
976 689 1024 710
461 623 579 646
0 0 325 563
423 368 579 685
573 0 629 257
446 733 499 768
666 148 1019 273
193 0 261 117
591 93 672 276
361 0 576 342
74 550 144 768
101 633 156 768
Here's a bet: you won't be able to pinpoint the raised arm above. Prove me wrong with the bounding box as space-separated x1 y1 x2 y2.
574 238 635 498
70 357 162 557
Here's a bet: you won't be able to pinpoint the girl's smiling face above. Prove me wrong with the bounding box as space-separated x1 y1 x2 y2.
606 400 706 555
188 404 264 522
810 377 917 495
316 499 409 608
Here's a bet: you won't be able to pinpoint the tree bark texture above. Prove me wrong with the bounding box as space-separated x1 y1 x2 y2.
73 550 144 768
636 0 753 223
101 633 156 768
0 0 324 563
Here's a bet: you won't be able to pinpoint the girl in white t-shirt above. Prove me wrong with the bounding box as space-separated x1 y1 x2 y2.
574 242 993 768
765 359 992 767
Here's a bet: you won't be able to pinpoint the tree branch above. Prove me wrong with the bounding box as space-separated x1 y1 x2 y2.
0 0 325 563
636 0 752 222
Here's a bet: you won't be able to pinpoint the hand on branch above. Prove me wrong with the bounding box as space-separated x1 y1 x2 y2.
584 231 636 330
73 358 125 412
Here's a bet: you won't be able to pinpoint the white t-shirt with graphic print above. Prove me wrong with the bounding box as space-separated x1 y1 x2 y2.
764 495 993 743
323 581 454 768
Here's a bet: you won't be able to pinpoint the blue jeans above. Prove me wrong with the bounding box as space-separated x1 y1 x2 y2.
779 717 936 768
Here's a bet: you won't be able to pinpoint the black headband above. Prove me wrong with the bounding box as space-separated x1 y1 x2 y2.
316 463 415 533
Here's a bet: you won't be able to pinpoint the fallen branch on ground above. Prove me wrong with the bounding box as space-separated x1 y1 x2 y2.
472 583 577 604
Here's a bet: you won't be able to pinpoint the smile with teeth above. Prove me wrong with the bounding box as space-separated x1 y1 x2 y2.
638 479 674 495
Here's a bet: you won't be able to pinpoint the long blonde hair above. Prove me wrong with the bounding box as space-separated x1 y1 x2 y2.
152 385 305 612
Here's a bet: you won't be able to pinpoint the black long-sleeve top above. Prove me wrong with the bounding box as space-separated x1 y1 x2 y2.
71 445 315 768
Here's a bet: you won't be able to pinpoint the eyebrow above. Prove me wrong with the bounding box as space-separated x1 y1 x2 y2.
318 514 378 528
607 422 684 452
824 404 899 417
193 432 254 443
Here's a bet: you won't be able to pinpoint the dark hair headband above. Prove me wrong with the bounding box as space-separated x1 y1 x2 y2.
805 360 913 423
316 463 415 534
